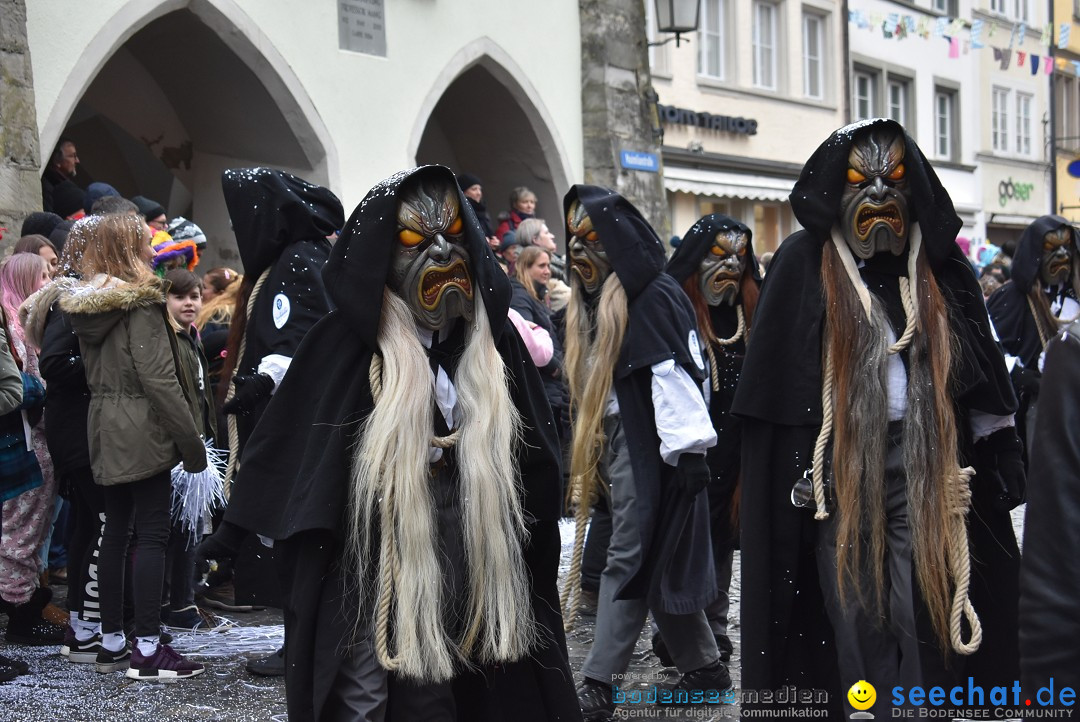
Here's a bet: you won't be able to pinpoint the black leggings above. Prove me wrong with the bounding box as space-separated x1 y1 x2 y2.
65 466 105 622
99 470 171 638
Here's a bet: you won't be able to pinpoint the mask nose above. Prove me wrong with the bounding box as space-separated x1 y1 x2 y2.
429 233 451 261
868 176 887 201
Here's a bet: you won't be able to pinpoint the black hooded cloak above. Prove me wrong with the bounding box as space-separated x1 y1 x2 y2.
666 214 760 554
987 214 1078 369
564 185 717 614
731 119 1020 715
221 167 344 607
225 166 579 721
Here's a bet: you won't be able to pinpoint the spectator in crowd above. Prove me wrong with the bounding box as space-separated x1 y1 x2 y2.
132 196 168 233
0 255 62 646
60 212 207 681
195 268 242 443
20 217 106 664
510 246 569 443
496 186 537 242
52 181 86 222
160 268 218 632
41 139 79 214
90 196 138 218
82 182 122 217
19 212 63 242
516 217 567 282
457 173 498 250
48 220 73 257
13 235 60 278
757 251 774 276
498 231 521 276
0 308 31 680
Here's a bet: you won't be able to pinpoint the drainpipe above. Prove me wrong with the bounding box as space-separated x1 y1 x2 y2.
1050 0 1058 214
842 0 851 122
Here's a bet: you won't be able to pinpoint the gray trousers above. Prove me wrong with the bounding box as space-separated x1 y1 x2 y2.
815 428 921 717
581 416 718 683
322 635 388 722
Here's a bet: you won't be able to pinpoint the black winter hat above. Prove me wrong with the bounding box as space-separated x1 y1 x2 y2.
132 195 166 222
20 212 63 239
52 181 86 219
457 173 482 192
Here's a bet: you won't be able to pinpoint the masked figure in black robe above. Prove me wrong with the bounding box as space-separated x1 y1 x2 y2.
216 168 344 611
559 186 727 722
1020 318 1080 701
732 119 1023 718
987 214 1079 456
209 165 580 721
663 214 760 664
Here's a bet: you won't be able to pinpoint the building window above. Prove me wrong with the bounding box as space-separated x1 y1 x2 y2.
934 87 958 160
1016 92 1033 156
699 0 726 80
753 1 778 90
887 78 910 126
1056 74 1080 152
991 0 1030 21
803 13 824 100
854 70 876 121
933 0 958 13
992 86 1009 152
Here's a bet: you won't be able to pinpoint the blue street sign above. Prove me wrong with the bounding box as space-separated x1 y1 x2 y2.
620 150 659 173
1068 159 1080 178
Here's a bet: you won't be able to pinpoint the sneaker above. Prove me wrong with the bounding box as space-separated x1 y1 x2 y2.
163 606 211 631
577 677 616 721
672 658 733 696
246 646 285 677
5 619 66 646
96 645 131 673
68 634 103 664
126 643 204 681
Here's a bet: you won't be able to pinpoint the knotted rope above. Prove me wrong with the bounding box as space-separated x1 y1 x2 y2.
223 267 270 498
946 465 982 654
559 472 593 631
367 352 460 669
705 305 745 392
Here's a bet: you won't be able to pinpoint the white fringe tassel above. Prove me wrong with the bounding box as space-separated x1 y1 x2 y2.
171 441 227 544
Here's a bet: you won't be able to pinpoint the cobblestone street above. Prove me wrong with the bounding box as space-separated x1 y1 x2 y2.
0 512 1026 721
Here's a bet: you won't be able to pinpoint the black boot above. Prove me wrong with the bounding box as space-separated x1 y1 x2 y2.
577 677 615 721
247 646 285 677
0 654 28 675
673 657 732 694
5 587 65 645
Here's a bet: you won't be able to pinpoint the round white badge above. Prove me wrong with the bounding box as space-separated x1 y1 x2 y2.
688 329 705 369
272 293 291 329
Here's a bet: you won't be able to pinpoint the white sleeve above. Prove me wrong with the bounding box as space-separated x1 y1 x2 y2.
650 359 717 465
257 353 292 393
970 410 1015 441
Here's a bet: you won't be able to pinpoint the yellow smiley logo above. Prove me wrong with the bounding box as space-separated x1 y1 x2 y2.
847 680 876 711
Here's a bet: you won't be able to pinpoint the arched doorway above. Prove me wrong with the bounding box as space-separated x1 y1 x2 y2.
43 1 335 270
415 52 572 249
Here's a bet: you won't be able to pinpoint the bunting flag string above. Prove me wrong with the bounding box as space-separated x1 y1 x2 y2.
845 11 1078 76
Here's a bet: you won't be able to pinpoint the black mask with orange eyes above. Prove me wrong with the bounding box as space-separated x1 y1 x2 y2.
698 229 748 306
566 200 611 296
1040 225 1075 287
839 127 911 259
389 178 474 331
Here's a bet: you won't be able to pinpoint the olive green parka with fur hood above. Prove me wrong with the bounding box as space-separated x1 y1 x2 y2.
60 276 207 485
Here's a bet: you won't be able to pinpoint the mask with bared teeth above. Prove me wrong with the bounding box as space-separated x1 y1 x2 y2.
698 228 748 307
839 126 911 259
567 200 611 296
1039 225 1074 288
389 177 475 330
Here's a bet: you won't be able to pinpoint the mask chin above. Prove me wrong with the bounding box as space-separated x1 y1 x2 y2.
700 269 740 306
410 285 474 331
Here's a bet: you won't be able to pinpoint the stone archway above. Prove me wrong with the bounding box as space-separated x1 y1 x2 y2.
38 0 336 269
413 40 573 248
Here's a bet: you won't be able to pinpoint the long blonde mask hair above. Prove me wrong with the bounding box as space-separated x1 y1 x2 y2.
345 288 534 682
565 272 629 509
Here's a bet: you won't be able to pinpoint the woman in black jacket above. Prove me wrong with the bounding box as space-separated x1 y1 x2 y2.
510 246 568 442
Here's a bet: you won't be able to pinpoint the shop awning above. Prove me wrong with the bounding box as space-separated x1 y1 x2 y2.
988 213 1040 227
662 165 794 202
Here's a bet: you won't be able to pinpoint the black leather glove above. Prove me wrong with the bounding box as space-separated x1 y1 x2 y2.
193 521 247 588
1011 364 1042 395
222 373 274 416
974 427 1026 512
674 453 710 496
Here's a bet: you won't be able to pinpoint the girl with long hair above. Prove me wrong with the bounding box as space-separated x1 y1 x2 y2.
60 212 208 680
